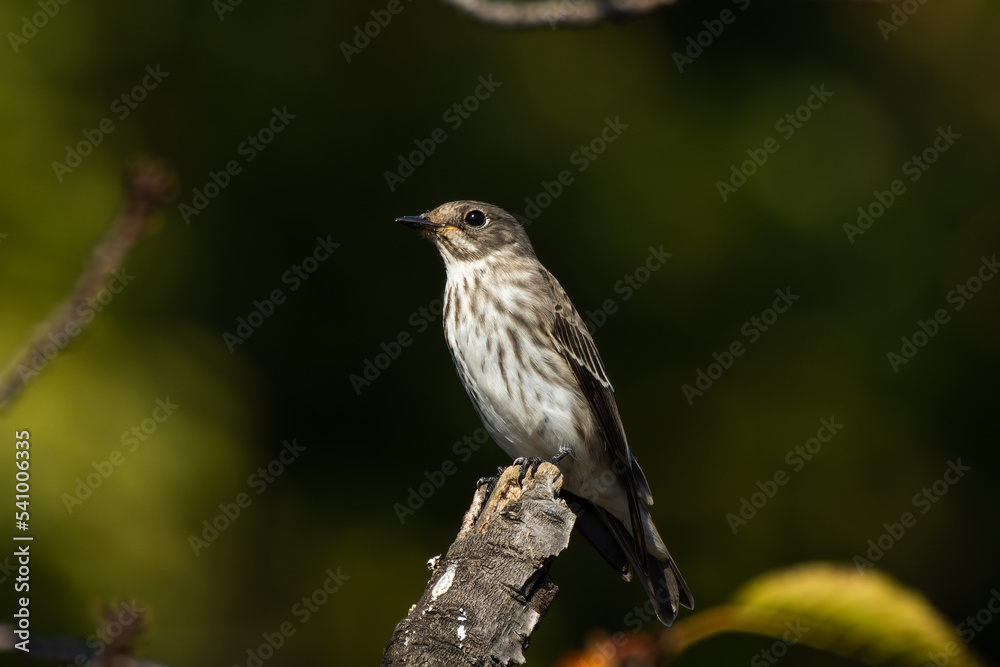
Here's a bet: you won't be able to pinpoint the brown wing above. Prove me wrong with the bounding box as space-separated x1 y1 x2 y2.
541 269 650 568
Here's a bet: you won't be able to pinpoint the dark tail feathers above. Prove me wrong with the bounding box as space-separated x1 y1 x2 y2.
563 491 693 625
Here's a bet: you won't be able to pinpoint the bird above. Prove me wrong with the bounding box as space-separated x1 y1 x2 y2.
396 200 693 625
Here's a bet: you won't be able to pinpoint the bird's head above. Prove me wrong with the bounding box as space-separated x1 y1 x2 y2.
396 200 535 266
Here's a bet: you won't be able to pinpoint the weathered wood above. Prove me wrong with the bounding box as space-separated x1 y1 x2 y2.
382 462 576 666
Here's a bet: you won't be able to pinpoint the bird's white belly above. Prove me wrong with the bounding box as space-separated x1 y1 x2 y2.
443 277 591 463
456 323 583 460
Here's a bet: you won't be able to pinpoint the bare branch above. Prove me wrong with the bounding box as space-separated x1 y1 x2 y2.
439 0 894 28
439 0 676 29
382 462 576 665
0 157 177 412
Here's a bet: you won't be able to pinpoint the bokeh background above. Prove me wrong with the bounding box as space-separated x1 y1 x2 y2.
0 0 997 664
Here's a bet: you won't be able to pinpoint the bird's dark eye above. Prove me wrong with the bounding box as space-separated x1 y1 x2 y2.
464 209 487 228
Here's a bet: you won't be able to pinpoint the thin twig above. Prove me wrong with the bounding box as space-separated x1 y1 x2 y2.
0 157 177 412
439 0 895 28
0 601 155 664
439 0 676 28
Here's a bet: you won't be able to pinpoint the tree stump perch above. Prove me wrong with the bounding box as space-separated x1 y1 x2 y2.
382 462 576 666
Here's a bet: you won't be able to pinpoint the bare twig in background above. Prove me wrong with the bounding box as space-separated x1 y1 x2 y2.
0 600 155 665
93 601 149 667
0 157 177 413
382 462 576 665
439 0 675 28
439 0 894 28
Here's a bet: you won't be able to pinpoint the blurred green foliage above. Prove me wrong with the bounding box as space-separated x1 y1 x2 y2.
0 0 997 665
666 563 986 666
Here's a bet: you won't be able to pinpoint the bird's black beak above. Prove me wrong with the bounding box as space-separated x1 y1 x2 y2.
396 215 444 232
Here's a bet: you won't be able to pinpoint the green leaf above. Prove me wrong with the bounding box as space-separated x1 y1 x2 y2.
663 562 982 667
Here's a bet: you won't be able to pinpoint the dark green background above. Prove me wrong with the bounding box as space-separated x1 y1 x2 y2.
0 0 997 664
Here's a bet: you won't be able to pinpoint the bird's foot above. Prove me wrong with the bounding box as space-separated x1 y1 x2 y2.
476 474 499 499
550 450 569 465
512 456 544 485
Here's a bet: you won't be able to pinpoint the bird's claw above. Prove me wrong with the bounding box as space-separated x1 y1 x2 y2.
476 475 498 499
513 456 544 485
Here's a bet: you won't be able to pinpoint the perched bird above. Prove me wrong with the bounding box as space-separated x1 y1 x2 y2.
396 201 693 625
